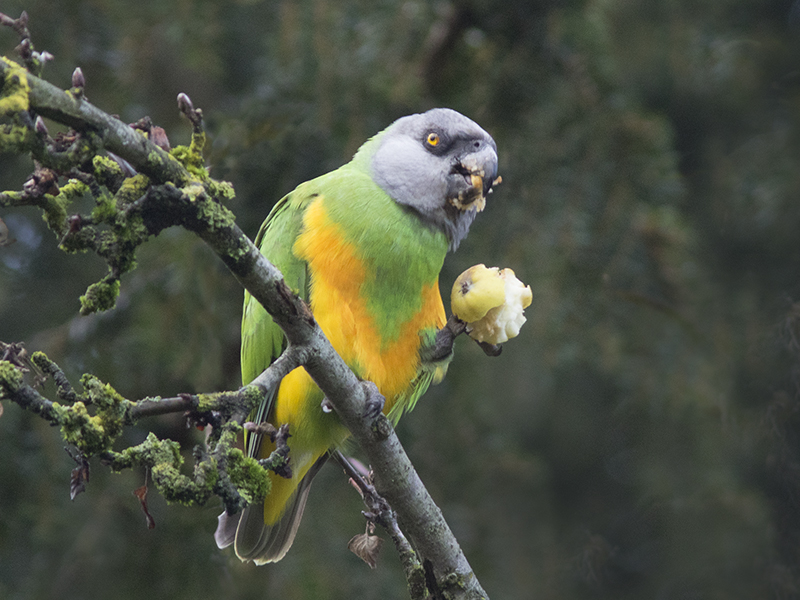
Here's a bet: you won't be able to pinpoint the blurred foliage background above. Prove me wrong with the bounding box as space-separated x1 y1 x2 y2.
2 0 800 598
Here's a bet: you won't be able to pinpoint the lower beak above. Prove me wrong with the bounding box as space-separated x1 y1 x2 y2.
450 171 502 213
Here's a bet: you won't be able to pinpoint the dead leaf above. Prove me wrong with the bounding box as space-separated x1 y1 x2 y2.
69 455 90 500
133 484 156 529
348 532 383 569
149 126 170 151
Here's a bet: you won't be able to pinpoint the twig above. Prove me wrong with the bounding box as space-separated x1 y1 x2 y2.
30 352 78 403
255 423 293 478
334 451 427 599
0 11 53 74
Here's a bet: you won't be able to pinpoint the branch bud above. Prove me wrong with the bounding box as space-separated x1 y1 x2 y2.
34 115 49 137
177 92 203 132
177 92 194 114
16 37 31 59
71 67 85 97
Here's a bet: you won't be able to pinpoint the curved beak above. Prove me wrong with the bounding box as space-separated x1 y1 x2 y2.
447 143 500 213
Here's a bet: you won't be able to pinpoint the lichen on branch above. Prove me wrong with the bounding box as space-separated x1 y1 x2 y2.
0 40 239 316
0 345 274 510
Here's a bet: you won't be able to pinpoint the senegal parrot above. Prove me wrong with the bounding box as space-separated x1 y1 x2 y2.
215 108 499 564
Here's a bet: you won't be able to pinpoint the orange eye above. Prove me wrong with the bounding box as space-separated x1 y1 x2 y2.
426 132 440 147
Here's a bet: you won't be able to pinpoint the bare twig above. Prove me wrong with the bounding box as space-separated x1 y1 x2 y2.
334 450 427 597
255 423 293 478
0 11 52 73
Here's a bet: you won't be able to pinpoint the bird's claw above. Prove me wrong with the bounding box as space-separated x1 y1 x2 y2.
361 381 386 419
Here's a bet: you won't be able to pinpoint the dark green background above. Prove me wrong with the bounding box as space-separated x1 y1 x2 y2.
2 0 800 598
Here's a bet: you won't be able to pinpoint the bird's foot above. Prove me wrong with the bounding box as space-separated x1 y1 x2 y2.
362 381 385 419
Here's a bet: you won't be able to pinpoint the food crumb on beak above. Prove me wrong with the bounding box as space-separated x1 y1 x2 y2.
448 169 498 213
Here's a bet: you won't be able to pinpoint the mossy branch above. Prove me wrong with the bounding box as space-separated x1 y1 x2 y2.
0 17 488 598
0 344 291 513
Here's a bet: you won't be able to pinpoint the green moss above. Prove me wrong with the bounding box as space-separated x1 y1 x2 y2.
226 447 271 505
41 375 129 455
58 401 110 455
189 131 206 157
151 461 213 506
0 57 30 114
145 149 163 172
202 195 236 231
80 277 120 315
0 57 33 152
92 155 125 192
80 373 127 439
44 178 89 235
171 143 208 180
108 432 218 506
0 360 25 398
115 173 150 205
110 432 181 470
58 178 90 199
242 384 266 411
93 155 123 177
113 211 148 249
0 122 32 152
206 178 236 203
170 130 236 204
195 392 218 413
196 388 262 417
0 190 24 207
92 190 117 223
40 195 68 234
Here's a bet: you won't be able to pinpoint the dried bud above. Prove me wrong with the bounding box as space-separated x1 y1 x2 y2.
149 126 170 151
451 264 532 345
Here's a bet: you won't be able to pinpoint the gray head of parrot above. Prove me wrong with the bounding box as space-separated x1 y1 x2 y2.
366 108 499 251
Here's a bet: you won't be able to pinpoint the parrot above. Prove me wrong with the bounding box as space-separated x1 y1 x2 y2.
214 108 499 564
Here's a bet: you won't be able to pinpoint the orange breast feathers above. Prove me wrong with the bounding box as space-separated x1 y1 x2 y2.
293 198 445 411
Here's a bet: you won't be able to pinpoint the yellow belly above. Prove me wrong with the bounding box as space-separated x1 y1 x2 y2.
293 197 445 408
260 196 445 525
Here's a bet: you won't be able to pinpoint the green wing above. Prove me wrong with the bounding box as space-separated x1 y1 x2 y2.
240 188 310 454
241 190 310 384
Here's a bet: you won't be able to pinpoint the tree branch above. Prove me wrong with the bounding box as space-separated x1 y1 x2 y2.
0 28 488 598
